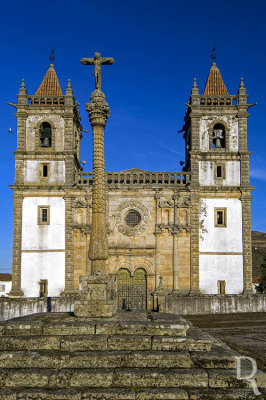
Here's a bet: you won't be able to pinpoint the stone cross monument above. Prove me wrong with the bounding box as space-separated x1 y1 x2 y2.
81 52 114 275
81 52 114 91
74 52 115 318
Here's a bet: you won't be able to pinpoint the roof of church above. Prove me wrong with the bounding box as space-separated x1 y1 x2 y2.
35 64 63 96
203 63 229 96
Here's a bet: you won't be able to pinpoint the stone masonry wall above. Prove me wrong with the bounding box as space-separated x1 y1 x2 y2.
0 295 265 321
166 294 266 315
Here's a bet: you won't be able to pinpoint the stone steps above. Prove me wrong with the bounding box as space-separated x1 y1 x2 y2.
0 388 261 400
0 314 189 337
0 347 237 369
0 334 213 352
0 312 264 399
0 367 250 389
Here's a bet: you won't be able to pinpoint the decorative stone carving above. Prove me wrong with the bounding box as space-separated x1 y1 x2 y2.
72 198 87 208
158 199 174 208
174 194 191 208
115 200 149 236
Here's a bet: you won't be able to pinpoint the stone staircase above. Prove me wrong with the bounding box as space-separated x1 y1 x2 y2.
0 312 265 399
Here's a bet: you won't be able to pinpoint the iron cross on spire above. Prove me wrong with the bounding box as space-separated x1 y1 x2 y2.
81 52 114 91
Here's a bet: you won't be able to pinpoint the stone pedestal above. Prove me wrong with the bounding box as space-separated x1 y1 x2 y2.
74 274 116 318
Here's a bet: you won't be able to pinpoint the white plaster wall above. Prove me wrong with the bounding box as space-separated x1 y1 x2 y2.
199 198 243 253
26 114 65 151
22 197 65 250
0 281 12 297
199 115 238 152
21 252 65 297
199 198 243 294
199 161 240 186
199 255 243 294
24 161 65 184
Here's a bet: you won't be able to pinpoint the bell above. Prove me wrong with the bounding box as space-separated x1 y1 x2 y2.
213 129 224 148
42 137 50 147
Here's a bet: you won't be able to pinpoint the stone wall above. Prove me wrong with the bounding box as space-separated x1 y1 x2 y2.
0 294 265 321
0 297 76 321
166 293 266 315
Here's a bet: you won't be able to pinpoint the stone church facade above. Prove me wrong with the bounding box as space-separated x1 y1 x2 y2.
8 62 254 310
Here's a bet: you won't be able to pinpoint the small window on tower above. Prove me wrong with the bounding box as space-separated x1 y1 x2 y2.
43 165 48 177
215 164 225 180
214 208 227 227
40 163 49 178
38 206 50 225
40 122 52 148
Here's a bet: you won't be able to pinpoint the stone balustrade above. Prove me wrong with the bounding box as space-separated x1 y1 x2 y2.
77 171 191 186
28 96 65 106
200 95 238 106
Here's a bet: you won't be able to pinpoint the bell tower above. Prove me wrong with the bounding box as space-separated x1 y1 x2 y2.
183 63 254 294
9 64 82 297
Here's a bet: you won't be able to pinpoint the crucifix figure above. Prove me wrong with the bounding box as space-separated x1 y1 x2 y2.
81 52 114 91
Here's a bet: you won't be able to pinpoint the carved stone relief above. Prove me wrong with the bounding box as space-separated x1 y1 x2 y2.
115 200 149 236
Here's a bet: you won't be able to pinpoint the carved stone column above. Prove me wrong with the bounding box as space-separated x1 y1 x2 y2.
87 90 109 274
74 90 115 318
9 193 24 297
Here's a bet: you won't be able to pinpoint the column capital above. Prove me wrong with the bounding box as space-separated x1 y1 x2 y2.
86 90 110 128
171 227 180 235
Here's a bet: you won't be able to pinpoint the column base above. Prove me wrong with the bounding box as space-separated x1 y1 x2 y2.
74 274 116 318
60 289 79 297
242 289 254 294
8 289 24 298
74 300 115 318
189 289 201 295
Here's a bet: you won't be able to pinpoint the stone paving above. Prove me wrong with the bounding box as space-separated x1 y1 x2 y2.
184 312 266 372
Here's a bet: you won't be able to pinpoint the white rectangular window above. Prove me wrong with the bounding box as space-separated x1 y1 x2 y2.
38 206 50 225
214 208 227 227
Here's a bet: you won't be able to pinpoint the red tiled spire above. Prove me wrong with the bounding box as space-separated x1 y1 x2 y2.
35 64 63 96
203 63 229 96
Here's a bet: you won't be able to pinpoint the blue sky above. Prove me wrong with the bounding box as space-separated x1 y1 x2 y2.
0 0 266 273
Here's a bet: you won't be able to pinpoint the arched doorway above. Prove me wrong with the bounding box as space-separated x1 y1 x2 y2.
117 268 147 311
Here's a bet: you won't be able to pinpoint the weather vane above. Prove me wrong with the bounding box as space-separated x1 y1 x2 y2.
49 48 55 63
210 45 216 61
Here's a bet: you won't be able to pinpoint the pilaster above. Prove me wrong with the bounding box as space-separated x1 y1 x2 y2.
9 194 24 297
64 196 75 293
154 192 161 289
172 228 179 291
241 193 253 293
189 192 200 293
15 111 27 152
189 82 201 188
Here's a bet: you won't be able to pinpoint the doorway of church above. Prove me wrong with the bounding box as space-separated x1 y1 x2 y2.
117 268 147 311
